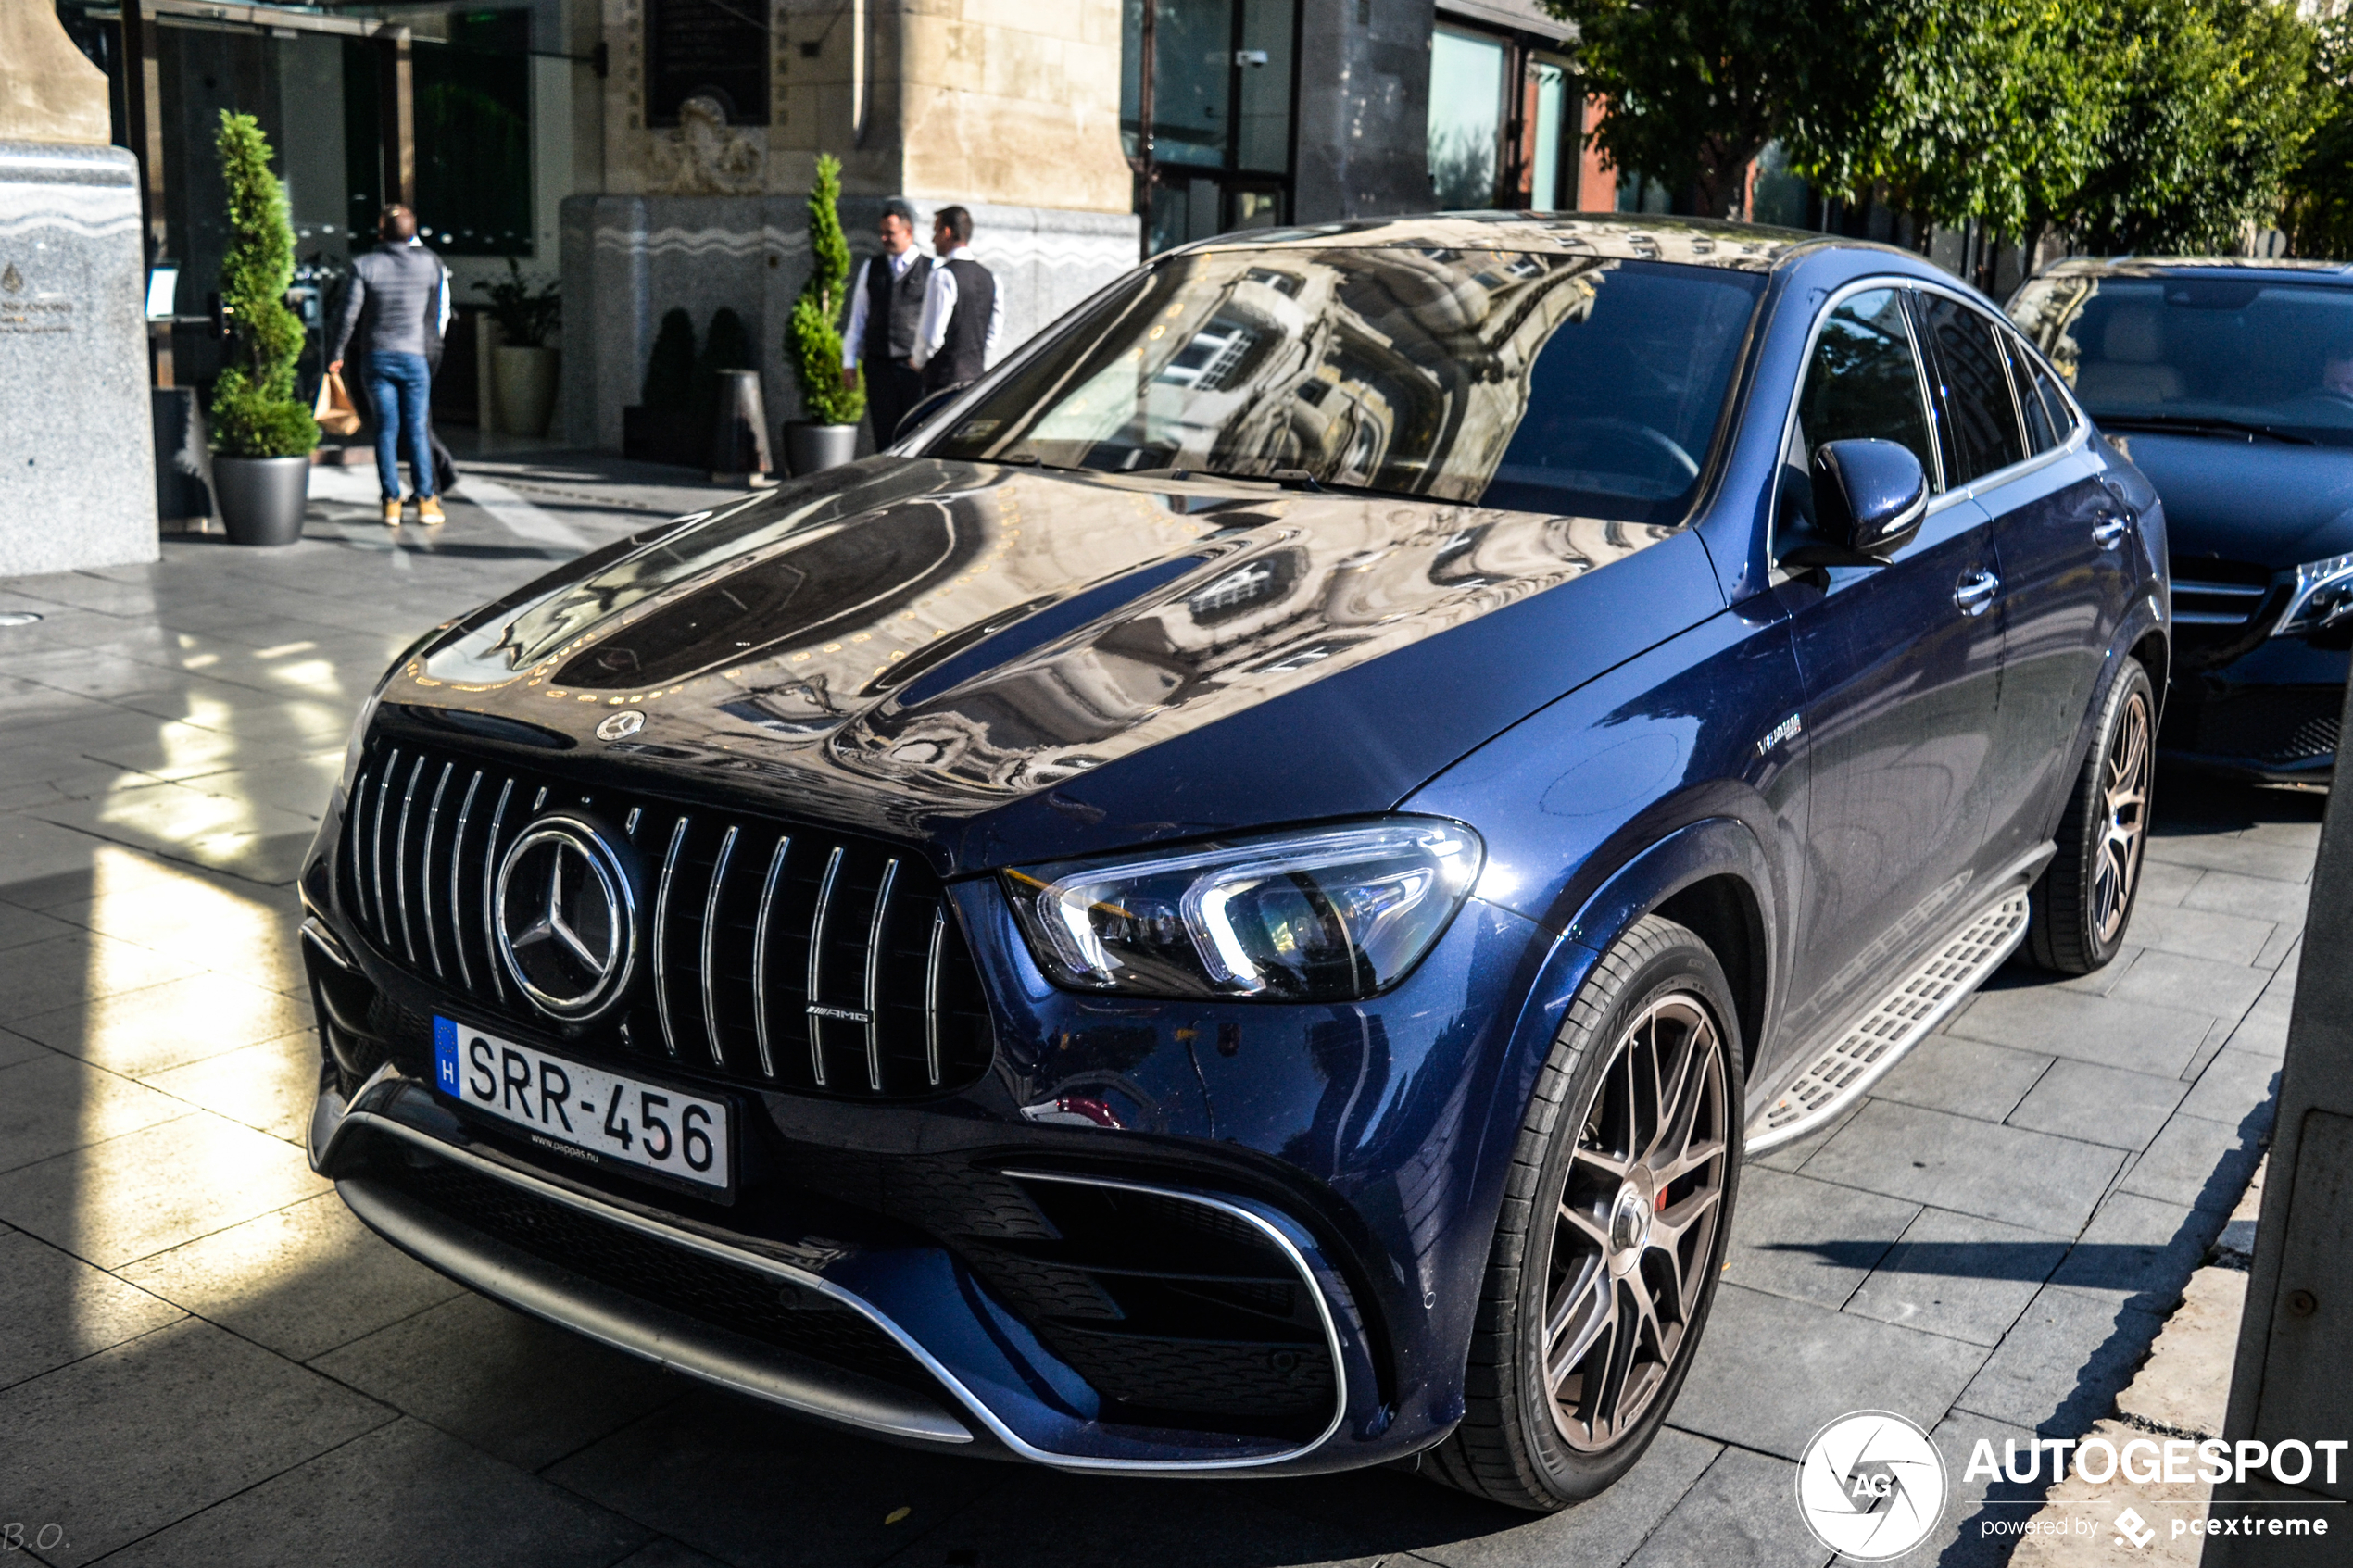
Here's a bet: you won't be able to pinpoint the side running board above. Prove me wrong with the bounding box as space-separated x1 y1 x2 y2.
1745 884 2033 1153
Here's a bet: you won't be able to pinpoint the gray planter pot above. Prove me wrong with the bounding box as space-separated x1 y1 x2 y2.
783 421 858 478
493 345 560 438
212 455 310 546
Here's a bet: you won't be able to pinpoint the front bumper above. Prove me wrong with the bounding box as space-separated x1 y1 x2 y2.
2160 635 2345 784
301 833 1573 1476
309 1063 1386 1469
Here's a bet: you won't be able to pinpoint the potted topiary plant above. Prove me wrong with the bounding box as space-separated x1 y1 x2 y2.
474 257 561 437
783 153 864 476
208 110 318 545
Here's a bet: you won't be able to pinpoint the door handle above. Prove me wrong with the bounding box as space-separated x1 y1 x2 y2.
2092 510 2133 550
1955 569 2000 617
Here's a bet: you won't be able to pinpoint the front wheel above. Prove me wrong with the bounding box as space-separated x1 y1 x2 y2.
2024 659 2155 974
1422 916 1743 1512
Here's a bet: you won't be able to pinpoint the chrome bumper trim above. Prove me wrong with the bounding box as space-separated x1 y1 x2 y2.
336 1173 975 1445
1000 1168 1353 1467
308 1070 1358 1473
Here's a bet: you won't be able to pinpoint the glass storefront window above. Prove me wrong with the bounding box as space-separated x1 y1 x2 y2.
1529 57 1567 210
1125 0 1297 253
1428 25 1504 208
415 11 534 256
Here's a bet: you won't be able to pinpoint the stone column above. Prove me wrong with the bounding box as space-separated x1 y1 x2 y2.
0 0 159 576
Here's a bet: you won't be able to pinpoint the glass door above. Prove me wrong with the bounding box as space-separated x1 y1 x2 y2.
1124 0 1299 254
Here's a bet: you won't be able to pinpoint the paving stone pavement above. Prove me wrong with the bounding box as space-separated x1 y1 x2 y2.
0 457 2307 1567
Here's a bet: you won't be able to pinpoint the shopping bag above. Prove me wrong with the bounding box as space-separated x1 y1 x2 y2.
314 370 362 437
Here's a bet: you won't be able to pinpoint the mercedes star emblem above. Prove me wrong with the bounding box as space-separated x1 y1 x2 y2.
494 816 638 1018
596 710 645 741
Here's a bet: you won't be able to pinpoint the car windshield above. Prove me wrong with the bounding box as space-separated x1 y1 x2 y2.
2009 271 2353 445
927 247 1768 525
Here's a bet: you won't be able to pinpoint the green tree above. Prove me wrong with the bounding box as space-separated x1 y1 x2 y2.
787 154 863 427
2060 0 2316 254
1544 0 1851 218
1554 0 2319 257
1783 0 2108 245
209 111 317 458
2285 7 2353 257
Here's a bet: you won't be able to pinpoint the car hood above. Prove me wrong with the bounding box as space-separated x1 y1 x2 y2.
390 457 1719 872
2113 430 2353 570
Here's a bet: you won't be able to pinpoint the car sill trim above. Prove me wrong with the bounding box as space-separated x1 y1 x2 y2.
1745 847 2050 1152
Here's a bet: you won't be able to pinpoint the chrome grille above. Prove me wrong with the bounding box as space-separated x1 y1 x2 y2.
2172 562 2277 629
338 737 994 1099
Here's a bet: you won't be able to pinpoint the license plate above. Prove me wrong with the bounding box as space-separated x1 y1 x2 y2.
433 1018 731 1191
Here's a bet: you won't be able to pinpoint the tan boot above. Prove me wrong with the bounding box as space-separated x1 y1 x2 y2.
381 499 403 527
417 496 446 526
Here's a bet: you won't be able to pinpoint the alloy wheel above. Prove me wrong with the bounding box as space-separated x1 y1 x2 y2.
1543 994 1730 1452
2094 688 2152 946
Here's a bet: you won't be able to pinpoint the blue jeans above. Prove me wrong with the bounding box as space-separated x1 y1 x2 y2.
365 351 436 501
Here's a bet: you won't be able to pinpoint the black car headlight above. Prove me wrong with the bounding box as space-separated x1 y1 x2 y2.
1004 818 1483 1000
2276 551 2353 637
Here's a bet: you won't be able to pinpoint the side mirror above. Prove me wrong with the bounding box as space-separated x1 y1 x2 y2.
889 386 962 446
1779 438 1928 570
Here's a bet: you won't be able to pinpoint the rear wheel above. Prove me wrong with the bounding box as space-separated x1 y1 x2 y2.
1423 916 1742 1511
2025 660 2154 974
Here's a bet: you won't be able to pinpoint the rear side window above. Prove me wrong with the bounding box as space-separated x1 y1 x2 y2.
2005 336 2059 453
1794 288 1938 485
1921 295 2027 481
2030 360 2079 443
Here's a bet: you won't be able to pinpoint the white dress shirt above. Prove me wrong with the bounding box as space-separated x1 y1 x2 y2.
910 245 1003 373
839 246 925 370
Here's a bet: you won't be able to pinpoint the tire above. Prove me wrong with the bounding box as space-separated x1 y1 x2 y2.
1423 916 1743 1512
2024 659 2155 975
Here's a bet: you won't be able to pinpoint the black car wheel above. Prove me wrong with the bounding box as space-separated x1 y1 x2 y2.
1424 916 1742 1511
2025 660 2155 974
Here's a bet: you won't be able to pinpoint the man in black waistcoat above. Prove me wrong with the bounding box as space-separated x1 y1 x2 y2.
839 197 932 446
911 205 1001 400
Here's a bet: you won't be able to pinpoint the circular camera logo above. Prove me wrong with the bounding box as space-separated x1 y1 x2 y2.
1795 1410 1948 1561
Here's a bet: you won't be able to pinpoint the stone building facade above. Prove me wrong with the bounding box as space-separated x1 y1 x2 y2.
52 0 1619 470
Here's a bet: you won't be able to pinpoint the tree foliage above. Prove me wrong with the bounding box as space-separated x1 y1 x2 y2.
209 111 317 458
1544 0 1843 219
2282 7 2353 258
2061 0 2315 253
1549 0 2320 255
788 154 863 427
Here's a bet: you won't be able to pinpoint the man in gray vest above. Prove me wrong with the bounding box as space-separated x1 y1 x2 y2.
839 197 932 446
912 205 1000 399
326 204 451 526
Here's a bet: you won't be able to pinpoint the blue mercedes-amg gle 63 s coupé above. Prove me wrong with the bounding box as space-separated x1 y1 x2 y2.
301 216 2166 1511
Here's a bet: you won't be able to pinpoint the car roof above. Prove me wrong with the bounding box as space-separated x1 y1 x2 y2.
1176 212 1924 274
2027 256 2353 285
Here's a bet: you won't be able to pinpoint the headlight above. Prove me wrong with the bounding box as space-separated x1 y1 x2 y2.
2275 551 2353 637
1004 818 1483 1001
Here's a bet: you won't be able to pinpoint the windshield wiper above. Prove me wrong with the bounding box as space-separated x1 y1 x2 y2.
2095 414 2315 445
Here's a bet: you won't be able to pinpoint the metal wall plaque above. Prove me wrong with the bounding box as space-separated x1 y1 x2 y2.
645 0 769 127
